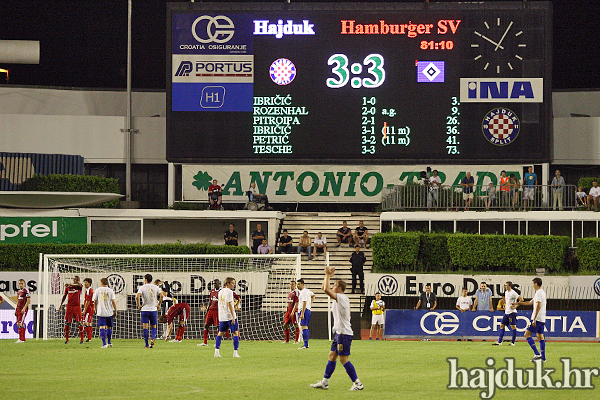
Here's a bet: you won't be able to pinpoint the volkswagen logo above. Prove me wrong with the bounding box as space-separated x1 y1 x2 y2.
594 278 600 297
192 15 235 44
420 312 460 335
377 275 398 295
106 274 126 294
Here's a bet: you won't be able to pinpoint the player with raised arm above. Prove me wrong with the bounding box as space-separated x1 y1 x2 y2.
311 267 363 391
493 281 523 346
93 277 117 348
282 280 300 344
214 277 240 358
514 277 547 362
199 279 221 346
59 275 84 344
135 274 163 348
15 279 31 343
158 302 191 342
82 278 94 342
297 278 315 349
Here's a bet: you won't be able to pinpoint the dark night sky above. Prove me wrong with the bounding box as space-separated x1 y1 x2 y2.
0 0 598 90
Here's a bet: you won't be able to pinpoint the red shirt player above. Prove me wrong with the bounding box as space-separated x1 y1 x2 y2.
60 275 84 344
159 302 191 342
82 278 94 342
15 279 31 343
283 280 300 343
199 279 221 346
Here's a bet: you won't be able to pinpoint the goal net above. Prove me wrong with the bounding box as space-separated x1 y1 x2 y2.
40 254 300 341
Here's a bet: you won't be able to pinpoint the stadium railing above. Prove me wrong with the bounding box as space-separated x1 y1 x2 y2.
381 184 578 211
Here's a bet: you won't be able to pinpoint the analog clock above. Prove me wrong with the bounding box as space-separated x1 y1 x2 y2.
471 18 527 74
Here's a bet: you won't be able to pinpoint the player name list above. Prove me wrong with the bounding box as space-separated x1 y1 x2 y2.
252 96 309 154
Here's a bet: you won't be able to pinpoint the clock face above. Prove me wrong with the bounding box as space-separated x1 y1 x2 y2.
471 18 527 74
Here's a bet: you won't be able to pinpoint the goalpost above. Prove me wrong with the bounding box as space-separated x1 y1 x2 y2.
39 254 301 341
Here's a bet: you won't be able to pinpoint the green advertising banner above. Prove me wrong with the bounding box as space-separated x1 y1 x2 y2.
0 217 87 244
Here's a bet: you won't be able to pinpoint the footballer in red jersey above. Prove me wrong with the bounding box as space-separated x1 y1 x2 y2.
59 275 84 344
283 280 300 343
15 279 31 343
159 302 191 342
82 278 94 342
199 279 221 346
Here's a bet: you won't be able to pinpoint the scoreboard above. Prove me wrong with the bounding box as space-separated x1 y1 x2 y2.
166 2 552 164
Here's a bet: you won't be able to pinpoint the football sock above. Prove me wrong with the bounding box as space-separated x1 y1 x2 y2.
233 336 239 351
284 329 290 342
143 329 149 346
295 327 300 342
302 329 310 347
151 327 157 340
511 329 517 344
203 329 209 344
79 325 84 341
526 337 539 355
19 327 25 341
100 328 106 346
176 326 185 340
65 326 70 341
86 326 93 340
324 361 336 379
540 340 546 359
215 335 222 350
497 329 505 343
107 328 112 344
343 362 358 382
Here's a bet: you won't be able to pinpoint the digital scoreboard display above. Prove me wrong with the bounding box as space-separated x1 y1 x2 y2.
166 2 552 164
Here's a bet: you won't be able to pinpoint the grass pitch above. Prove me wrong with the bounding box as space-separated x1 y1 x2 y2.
1 338 599 400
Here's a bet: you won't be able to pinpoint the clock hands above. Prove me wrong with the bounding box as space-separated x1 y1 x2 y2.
494 21 513 51
473 31 504 50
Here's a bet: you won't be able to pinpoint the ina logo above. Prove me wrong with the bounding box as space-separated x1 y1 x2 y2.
482 108 520 146
377 275 398 295
175 61 193 77
107 274 126 294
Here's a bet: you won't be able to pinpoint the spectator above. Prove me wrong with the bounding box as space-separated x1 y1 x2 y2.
414 284 437 310
427 169 442 211
496 297 506 312
251 223 266 254
349 245 366 294
313 232 327 260
224 223 238 246
336 221 353 247
499 170 511 210
369 292 385 340
483 182 496 211
456 288 472 313
297 230 313 260
575 186 588 208
551 169 565 211
460 172 475 211
509 173 520 210
588 181 600 211
523 166 537 211
257 238 273 254
472 282 494 312
247 182 269 207
277 229 294 254
353 220 370 248
208 179 223 208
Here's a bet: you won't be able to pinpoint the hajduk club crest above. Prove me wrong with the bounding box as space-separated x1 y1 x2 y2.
482 108 520 146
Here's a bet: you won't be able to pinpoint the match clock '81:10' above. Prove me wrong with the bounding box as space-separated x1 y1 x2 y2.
327 54 385 89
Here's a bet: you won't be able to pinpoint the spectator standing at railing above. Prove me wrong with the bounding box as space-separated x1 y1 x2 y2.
427 169 442 211
587 181 600 211
460 172 475 211
509 173 520 210
484 182 496 211
472 282 494 312
551 169 565 211
414 284 437 311
499 170 511 210
523 166 537 211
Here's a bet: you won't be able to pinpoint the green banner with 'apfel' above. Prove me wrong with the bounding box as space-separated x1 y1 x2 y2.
0 217 87 244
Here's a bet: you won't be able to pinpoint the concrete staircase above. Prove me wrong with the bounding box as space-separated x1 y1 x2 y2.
279 212 380 313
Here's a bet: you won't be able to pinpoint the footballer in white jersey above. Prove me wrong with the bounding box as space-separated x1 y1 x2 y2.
297 279 315 349
493 281 523 346
135 274 163 348
214 277 240 358
515 277 547 362
93 277 117 348
310 267 363 391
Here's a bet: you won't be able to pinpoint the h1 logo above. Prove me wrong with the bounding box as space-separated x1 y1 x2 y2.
201 86 226 108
